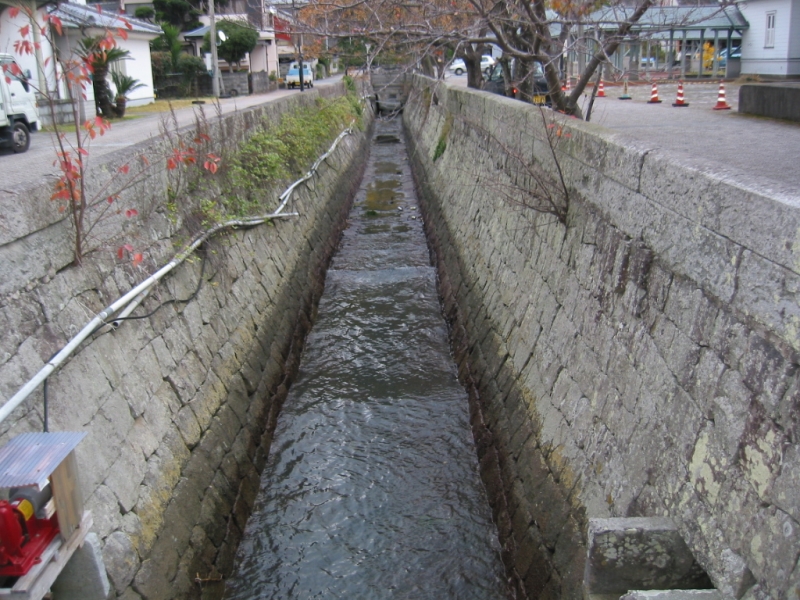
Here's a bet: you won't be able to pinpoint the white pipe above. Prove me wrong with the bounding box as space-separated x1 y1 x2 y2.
275 126 354 215
0 123 356 426
111 288 152 329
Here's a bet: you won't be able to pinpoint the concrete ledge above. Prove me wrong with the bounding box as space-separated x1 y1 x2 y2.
621 591 722 600
585 518 713 595
739 83 800 122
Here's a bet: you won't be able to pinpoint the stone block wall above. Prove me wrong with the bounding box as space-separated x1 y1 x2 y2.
197 72 250 97
0 84 371 598
404 76 800 600
249 71 278 95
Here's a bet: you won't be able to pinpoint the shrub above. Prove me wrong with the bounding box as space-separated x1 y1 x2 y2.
151 51 172 80
135 6 155 19
178 54 206 95
202 20 258 70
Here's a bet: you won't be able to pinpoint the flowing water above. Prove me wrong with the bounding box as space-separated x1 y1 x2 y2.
225 118 508 599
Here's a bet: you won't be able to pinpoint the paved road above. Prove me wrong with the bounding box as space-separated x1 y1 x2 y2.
447 74 800 203
0 77 343 194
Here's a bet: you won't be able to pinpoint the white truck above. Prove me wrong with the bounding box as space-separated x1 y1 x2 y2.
285 63 314 89
0 54 40 154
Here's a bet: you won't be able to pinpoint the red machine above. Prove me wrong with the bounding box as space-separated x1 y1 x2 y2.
0 487 59 577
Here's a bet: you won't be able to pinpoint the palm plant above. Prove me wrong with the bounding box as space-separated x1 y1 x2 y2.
111 71 146 117
78 36 131 117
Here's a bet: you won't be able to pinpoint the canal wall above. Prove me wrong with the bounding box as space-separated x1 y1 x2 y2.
0 84 371 599
404 75 800 600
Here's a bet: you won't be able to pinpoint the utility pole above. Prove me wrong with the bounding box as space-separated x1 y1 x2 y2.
292 0 304 92
299 34 304 92
209 0 220 97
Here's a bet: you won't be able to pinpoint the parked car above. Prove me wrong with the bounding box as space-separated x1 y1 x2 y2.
0 54 39 154
483 61 550 106
447 56 496 76
286 65 314 89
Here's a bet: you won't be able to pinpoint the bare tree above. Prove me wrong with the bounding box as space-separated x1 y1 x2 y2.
296 0 734 118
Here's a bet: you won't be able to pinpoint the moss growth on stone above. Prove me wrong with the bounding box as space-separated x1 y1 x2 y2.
432 113 453 162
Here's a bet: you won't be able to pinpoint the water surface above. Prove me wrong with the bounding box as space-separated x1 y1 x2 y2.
225 118 507 599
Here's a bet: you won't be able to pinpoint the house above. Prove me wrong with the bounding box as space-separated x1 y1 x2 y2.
0 0 161 108
737 0 800 78
182 0 279 76
182 20 279 76
52 1 162 106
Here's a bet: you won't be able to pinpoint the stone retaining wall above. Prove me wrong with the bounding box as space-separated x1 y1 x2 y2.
0 84 371 598
404 75 800 600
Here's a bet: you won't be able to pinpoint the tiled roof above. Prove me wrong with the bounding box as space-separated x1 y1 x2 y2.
591 5 748 32
50 2 163 36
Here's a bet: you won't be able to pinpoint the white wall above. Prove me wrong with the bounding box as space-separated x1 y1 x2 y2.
118 35 155 106
739 0 800 75
789 0 800 73
267 40 278 75
250 43 267 72
251 40 278 75
0 7 59 95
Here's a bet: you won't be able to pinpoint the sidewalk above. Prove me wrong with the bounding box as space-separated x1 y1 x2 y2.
449 75 800 202
0 77 343 193
583 81 800 202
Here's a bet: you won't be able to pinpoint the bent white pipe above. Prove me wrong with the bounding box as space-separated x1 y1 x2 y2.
0 124 356 426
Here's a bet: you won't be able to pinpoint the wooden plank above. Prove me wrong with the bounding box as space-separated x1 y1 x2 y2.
1 539 63 594
0 511 92 600
49 452 82 540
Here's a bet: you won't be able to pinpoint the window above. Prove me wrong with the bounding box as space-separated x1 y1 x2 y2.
766 11 776 48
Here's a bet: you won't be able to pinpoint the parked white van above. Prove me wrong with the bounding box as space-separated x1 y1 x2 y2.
0 54 40 153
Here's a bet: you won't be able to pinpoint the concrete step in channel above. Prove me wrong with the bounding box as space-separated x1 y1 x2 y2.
590 592 722 600
585 518 720 600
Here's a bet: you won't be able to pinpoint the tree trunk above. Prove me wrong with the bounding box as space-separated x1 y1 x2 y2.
115 96 127 118
464 55 483 89
420 55 438 78
92 66 115 117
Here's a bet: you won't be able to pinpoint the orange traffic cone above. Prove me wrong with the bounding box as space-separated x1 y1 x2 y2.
672 81 689 107
647 82 662 103
597 80 606 97
713 81 731 110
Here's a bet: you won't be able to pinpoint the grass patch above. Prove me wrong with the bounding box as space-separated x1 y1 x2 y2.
127 98 217 115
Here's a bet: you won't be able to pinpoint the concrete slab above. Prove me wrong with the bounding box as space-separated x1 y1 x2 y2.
584 517 713 595
50 532 111 600
621 591 723 600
